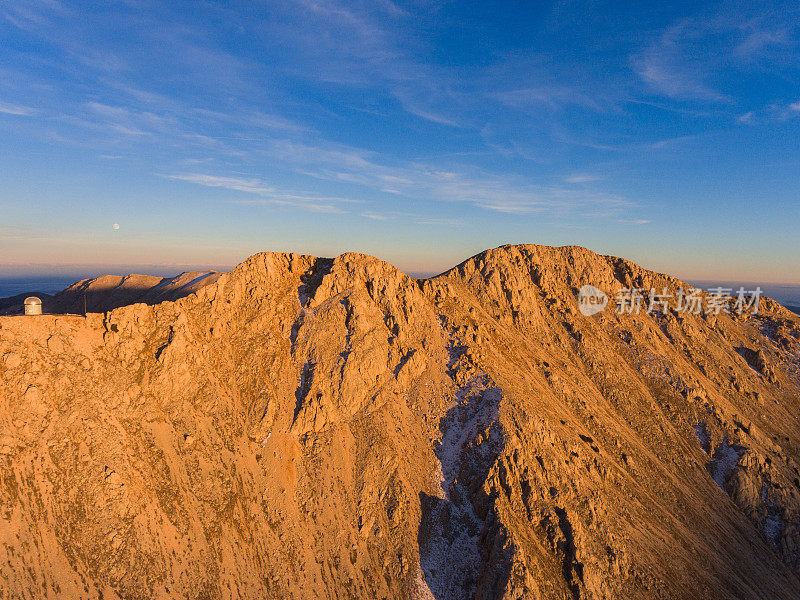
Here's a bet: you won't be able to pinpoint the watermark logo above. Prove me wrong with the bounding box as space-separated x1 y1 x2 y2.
575 285 762 317
578 285 608 316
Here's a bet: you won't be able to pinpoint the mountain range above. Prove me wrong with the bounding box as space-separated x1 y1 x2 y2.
1 244 799 599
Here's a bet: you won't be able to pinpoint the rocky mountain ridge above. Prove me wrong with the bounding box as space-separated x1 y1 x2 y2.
0 271 221 316
1 244 799 599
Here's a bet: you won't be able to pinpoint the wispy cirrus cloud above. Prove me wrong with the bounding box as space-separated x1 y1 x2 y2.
565 173 602 184
732 98 800 125
161 130 633 219
413 216 464 226
242 134 635 218
78 101 179 138
632 11 796 103
1 0 64 31
361 211 391 221
495 85 607 112
192 108 310 134
632 21 731 103
393 90 462 127
0 101 38 116
427 173 630 216
633 59 727 102
360 210 462 226
168 174 273 195
165 173 357 213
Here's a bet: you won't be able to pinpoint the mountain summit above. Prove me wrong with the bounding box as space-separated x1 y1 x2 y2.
1 244 799 599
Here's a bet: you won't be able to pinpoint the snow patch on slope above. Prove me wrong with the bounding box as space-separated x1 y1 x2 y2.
764 509 785 545
711 440 741 488
416 375 504 600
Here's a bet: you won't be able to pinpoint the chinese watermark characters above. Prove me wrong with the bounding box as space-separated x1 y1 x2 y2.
578 285 762 317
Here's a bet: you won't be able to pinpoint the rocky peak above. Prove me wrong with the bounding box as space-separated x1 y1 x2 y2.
1 244 799 600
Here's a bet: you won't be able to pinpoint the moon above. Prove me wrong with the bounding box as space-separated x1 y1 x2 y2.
112 223 120 230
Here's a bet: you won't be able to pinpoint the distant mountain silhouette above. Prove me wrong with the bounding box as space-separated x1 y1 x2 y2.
0 271 222 315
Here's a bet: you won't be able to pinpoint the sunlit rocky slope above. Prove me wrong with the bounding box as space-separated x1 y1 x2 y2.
2 244 800 599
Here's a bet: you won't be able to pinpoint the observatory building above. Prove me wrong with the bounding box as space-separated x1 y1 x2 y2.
24 297 42 315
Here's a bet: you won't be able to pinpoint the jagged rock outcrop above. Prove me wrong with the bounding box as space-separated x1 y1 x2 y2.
1 244 799 599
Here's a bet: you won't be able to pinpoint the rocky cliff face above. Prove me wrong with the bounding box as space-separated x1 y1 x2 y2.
1 244 800 600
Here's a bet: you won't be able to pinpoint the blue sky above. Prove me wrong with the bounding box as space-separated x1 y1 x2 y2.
1 0 799 281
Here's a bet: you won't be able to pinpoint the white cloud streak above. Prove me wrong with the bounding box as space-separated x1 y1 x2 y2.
0 101 38 116
632 12 795 103
165 173 357 213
